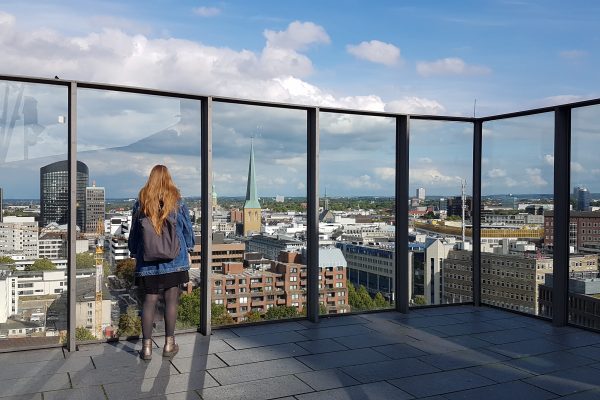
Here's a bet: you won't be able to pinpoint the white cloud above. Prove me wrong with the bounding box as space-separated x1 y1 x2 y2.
410 168 459 184
416 57 491 77
0 12 447 138
537 95 587 107
374 167 395 181
385 97 445 115
525 168 548 186
488 168 506 178
544 154 554 165
346 40 400 66
571 162 584 172
559 50 587 60
417 157 432 164
264 21 330 50
346 174 381 190
193 7 221 17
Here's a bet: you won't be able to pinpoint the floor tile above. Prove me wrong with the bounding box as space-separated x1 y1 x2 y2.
215 342 309 366
42 386 106 400
466 362 535 383
504 350 595 375
208 357 310 385
297 324 374 340
103 372 219 399
223 331 308 350
524 365 600 396
342 357 439 383
443 380 555 400
198 375 313 400
296 348 389 370
389 369 494 397
295 381 412 400
296 338 349 354
296 368 359 391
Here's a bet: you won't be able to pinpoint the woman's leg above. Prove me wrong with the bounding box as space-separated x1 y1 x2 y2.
141 292 159 339
163 286 180 337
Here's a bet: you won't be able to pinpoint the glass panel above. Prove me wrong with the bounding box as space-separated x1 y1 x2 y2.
320 112 395 312
0 80 69 349
409 120 473 307
212 103 307 325
77 89 201 341
482 113 553 317
569 105 600 329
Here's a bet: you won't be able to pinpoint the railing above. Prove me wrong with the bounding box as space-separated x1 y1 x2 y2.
0 73 599 354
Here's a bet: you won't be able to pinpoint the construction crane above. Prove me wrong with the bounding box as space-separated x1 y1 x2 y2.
95 217 105 338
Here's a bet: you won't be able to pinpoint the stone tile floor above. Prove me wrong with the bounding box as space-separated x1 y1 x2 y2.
3 306 600 399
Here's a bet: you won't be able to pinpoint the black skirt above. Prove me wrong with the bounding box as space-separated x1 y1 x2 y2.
136 270 189 294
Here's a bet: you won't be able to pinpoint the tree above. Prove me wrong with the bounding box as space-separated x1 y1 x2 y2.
412 295 427 305
117 306 141 337
115 258 136 287
75 326 96 341
0 256 15 265
245 310 262 322
264 306 299 320
76 252 96 269
177 288 200 328
373 292 389 308
211 303 234 326
27 258 56 271
319 303 328 315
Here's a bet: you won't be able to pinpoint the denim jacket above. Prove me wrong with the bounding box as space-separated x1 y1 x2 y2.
128 200 195 277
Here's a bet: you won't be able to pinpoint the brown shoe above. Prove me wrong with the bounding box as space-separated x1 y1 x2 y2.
140 339 153 361
163 336 179 358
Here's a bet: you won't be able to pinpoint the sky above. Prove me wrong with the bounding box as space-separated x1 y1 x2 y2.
0 1 599 198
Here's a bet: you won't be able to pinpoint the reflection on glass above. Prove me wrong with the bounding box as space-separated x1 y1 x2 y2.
77 89 201 341
409 120 473 307
320 113 395 312
482 113 554 317
211 103 308 325
567 105 600 329
0 80 69 349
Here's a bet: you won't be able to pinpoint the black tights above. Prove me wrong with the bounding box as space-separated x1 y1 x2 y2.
142 286 180 339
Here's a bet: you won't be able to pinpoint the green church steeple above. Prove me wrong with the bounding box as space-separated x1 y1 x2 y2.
244 139 261 209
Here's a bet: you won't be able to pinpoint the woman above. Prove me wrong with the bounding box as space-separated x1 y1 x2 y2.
128 165 195 360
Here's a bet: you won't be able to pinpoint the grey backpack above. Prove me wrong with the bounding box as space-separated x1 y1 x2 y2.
138 209 180 263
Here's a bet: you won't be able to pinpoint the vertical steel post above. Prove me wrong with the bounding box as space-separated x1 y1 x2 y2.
396 115 410 313
200 97 213 335
553 106 571 326
307 108 320 322
67 82 77 351
472 120 482 306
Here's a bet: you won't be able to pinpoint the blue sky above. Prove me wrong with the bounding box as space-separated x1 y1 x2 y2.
0 1 599 198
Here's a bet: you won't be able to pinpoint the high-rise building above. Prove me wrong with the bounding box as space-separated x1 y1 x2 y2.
40 160 89 229
416 187 426 200
243 141 261 236
447 196 472 219
0 187 3 223
577 186 591 211
85 184 105 233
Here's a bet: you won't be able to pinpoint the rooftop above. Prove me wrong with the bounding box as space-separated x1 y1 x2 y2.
3 306 600 399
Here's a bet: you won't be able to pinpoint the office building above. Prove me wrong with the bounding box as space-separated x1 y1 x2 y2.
246 234 304 261
85 184 105 233
444 250 597 314
544 211 600 252
576 186 592 211
416 187 426 200
40 160 89 229
0 220 38 259
0 187 3 223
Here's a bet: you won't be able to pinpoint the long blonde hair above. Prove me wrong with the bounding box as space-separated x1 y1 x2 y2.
139 165 181 234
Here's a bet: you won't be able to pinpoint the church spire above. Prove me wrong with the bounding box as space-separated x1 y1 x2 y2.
244 138 260 209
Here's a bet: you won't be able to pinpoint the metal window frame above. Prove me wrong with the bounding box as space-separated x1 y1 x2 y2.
396 116 410 313
200 97 213 335
306 108 320 322
67 82 78 351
